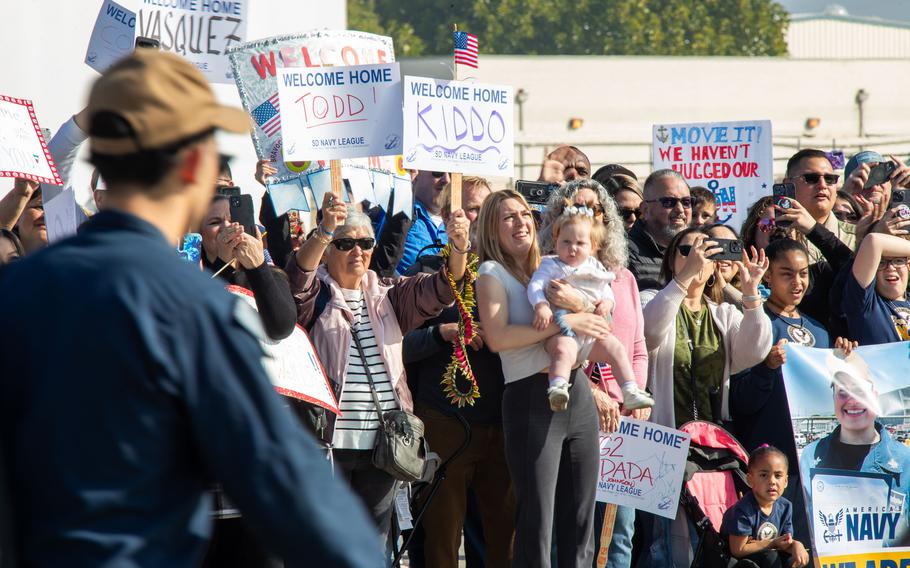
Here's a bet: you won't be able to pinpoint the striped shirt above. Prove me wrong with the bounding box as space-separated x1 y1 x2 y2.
332 288 398 450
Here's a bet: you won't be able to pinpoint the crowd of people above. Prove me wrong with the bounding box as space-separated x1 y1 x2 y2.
3 49 910 568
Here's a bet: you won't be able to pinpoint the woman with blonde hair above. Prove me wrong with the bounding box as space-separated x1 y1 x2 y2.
535 178 648 567
476 189 611 567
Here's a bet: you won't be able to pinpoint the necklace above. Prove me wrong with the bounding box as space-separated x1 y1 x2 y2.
767 299 815 347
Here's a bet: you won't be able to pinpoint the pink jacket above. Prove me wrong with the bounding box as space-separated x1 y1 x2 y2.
285 259 456 441
591 268 649 403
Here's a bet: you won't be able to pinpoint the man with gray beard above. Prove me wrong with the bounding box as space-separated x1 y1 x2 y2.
627 169 692 291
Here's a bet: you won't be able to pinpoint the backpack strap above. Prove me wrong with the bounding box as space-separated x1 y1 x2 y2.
305 282 333 334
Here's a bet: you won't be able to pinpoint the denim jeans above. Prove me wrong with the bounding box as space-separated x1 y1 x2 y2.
592 503 635 568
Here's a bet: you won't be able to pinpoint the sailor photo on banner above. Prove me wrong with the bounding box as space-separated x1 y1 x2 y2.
780 341 910 565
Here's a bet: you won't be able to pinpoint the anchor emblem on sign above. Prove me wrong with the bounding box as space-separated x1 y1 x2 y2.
656 126 669 144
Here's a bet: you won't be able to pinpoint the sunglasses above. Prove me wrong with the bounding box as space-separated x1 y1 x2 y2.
758 217 777 233
833 210 859 223
678 244 693 256
877 258 908 271
431 171 447 179
618 207 641 220
645 197 692 209
799 173 840 186
331 237 376 251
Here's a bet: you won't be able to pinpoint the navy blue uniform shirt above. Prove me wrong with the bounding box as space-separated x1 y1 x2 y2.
0 210 382 567
721 492 793 541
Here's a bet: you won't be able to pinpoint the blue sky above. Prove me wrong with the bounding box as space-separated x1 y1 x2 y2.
782 342 910 417
779 0 909 21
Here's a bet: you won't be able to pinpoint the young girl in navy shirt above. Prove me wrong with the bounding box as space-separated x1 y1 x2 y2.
721 445 809 568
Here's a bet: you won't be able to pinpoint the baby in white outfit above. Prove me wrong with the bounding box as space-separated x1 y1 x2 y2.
528 205 654 412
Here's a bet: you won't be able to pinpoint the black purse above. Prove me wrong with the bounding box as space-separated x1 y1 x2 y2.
350 328 428 482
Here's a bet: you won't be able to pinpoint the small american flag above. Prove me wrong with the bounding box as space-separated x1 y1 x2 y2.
453 31 478 69
252 93 281 138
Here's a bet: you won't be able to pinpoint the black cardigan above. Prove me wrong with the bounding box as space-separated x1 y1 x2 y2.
203 254 297 341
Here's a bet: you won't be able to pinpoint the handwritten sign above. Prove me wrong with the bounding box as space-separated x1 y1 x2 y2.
652 120 772 230
136 0 248 83
44 189 79 244
85 0 136 73
227 30 395 183
277 63 402 161
596 418 691 519
0 97 61 186
229 286 339 415
403 76 514 177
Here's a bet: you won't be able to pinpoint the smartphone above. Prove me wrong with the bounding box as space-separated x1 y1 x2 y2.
891 189 909 206
708 238 745 261
772 183 795 228
865 161 898 190
135 36 161 50
217 185 241 198
229 194 256 236
515 180 559 207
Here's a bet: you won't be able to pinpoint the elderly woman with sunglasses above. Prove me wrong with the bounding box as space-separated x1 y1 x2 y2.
639 227 772 567
285 192 471 546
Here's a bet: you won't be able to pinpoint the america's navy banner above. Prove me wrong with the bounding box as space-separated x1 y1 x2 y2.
782 342 910 565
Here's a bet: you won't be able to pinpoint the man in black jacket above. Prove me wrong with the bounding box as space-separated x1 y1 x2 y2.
628 169 692 291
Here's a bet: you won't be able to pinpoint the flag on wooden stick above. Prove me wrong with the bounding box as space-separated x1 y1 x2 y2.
453 31 478 69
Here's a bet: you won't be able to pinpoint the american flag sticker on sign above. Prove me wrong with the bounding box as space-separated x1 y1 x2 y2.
252 93 281 138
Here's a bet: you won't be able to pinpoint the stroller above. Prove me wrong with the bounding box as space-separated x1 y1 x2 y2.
677 421 751 568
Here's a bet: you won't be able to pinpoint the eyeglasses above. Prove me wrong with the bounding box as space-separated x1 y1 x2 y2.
431 171 447 179
645 197 692 209
833 210 859 223
678 244 693 256
799 173 840 186
618 207 641 221
331 237 376 251
877 258 908 271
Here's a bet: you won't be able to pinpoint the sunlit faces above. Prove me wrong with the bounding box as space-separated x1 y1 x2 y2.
414 170 450 213
691 202 717 227
15 193 46 253
747 453 789 505
643 176 691 242
555 220 594 269
707 224 740 284
613 189 642 232
766 250 810 307
462 183 491 242
875 257 909 301
326 225 374 280
672 232 713 286
790 156 836 220
497 198 535 259
833 375 878 435
0 234 21 265
200 198 231 258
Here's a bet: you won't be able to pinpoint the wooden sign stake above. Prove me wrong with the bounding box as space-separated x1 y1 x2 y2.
595 504 618 568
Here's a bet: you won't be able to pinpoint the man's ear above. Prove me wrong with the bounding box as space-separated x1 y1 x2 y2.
409 169 419 183
179 146 202 184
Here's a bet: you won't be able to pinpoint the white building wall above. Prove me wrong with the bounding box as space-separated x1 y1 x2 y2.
0 0 347 208
788 17 910 59
402 56 910 181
